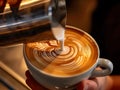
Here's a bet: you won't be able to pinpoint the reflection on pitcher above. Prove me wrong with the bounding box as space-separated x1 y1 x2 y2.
0 0 22 20
0 0 66 46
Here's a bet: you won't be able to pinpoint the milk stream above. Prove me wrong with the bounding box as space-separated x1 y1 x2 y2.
52 25 65 51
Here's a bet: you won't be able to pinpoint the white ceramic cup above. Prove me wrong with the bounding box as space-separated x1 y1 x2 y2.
23 26 113 90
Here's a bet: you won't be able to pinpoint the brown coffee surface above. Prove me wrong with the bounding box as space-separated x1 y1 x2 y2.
24 27 98 77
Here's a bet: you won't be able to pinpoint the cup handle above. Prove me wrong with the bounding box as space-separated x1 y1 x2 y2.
91 58 113 77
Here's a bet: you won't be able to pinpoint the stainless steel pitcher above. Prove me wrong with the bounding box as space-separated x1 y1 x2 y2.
0 0 66 46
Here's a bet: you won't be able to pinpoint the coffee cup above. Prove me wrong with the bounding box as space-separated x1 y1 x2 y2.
23 25 113 90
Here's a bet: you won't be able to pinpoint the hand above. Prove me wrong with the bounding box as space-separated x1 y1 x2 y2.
25 70 48 90
25 70 107 90
77 77 108 90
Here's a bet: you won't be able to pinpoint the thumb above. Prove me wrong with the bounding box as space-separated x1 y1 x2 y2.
77 80 98 90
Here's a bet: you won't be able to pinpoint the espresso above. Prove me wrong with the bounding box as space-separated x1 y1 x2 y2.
24 27 98 77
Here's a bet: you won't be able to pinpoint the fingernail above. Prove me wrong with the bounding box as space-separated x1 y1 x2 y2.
84 85 88 90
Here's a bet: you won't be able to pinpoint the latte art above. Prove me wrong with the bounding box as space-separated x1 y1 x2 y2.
25 28 98 77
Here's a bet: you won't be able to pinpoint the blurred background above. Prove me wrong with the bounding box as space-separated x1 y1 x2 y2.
0 0 120 89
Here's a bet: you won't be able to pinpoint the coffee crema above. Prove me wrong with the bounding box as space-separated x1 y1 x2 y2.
24 27 98 77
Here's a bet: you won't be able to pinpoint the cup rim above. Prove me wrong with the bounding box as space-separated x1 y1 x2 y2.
23 25 100 78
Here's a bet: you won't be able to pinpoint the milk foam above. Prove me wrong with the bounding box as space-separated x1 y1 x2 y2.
25 29 98 77
52 25 65 51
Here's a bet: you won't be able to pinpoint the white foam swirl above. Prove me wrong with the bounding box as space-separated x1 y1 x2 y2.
25 29 97 76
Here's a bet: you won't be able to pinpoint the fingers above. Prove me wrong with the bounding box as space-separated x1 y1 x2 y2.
77 76 107 90
25 70 32 78
77 79 97 90
83 80 98 90
25 70 47 90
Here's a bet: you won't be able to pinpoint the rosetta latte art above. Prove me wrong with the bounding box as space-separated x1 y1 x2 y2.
25 29 98 77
